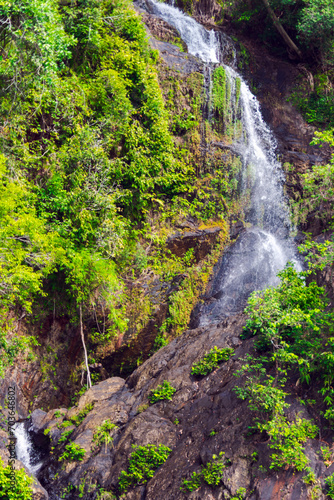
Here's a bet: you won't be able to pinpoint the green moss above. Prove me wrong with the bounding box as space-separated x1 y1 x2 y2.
235 77 241 107
213 66 227 114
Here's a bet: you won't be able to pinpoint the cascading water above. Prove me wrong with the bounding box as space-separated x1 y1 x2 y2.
14 422 42 475
144 0 301 321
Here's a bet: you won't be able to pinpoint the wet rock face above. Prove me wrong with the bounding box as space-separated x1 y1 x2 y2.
166 226 222 263
150 37 203 74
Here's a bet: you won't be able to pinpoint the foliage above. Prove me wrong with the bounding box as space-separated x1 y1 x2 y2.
148 380 176 404
58 429 74 444
92 419 118 452
231 488 247 500
180 471 202 492
191 346 234 376
233 263 333 471
0 457 33 500
0 0 74 84
243 263 331 387
118 444 171 492
69 403 94 427
228 0 334 65
213 67 227 114
259 415 318 471
233 356 288 415
54 410 66 418
0 0 203 367
180 452 227 491
297 0 334 61
293 130 334 278
59 442 86 462
0 153 56 312
0 319 38 378
302 466 317 485
325 473 334 499
321 445 333 466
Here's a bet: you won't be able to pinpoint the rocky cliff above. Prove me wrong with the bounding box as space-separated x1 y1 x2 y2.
1 2 333 499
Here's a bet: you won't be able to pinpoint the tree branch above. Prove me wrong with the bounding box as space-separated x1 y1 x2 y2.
261 0 302 59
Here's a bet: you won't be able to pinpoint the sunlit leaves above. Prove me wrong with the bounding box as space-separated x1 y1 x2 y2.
0 0 75 84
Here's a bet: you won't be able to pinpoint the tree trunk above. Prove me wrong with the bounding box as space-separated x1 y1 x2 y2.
79 304 92 389
261 0 302 59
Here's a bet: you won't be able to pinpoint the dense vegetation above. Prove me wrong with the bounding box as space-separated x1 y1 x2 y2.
221 0 334 126
0 0 334 496
0 0 240 385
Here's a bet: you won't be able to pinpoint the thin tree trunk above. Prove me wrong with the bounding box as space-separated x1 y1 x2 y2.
261 0 302 59
79 304 92 389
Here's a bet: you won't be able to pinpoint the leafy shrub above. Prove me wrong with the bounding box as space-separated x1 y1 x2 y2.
0 457 33 500
180 471 202 492
59 442 86 462
231 488 247 500
191 346 234 376
302 467 316 485
59 420 73 429
325 474 334 499
92 420 118 452
148 381 176 404
118 444 171 492
70 403 94 427
58 429 74 444
260 415 318 471
325 473 334 499
321 445 333 466
180 452 227 491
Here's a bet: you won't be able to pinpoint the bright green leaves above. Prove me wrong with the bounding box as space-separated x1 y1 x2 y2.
118 444 171 492
213 66 227 114
148 380 176 404
180 452 228 492
0 153 56 312
191 346 234 376
259 415 318 471
234 262 334 471
92 419 118 452
234 356 289 414
297 0 334 59
59 442 86 462
0 457 33 500
244 263 328 358
234 354 319 472
0 0 75 84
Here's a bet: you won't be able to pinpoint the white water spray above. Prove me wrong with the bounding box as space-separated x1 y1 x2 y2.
145 0 301 319
14 422 42 475
149 1 219 62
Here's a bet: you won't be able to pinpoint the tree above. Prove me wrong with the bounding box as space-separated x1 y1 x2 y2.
0 0 74 85
297 0 334 61
260 0 302 59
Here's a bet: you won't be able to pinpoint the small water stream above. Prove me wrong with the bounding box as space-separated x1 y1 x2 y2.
14 422 42 475
144 0 301 320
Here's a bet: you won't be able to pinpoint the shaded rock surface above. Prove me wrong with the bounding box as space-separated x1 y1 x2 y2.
166 226 223 262
29 315 329 499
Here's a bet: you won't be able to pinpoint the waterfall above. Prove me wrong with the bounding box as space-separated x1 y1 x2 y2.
14 422 42 475
144 0 301 320
148 0 219 63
